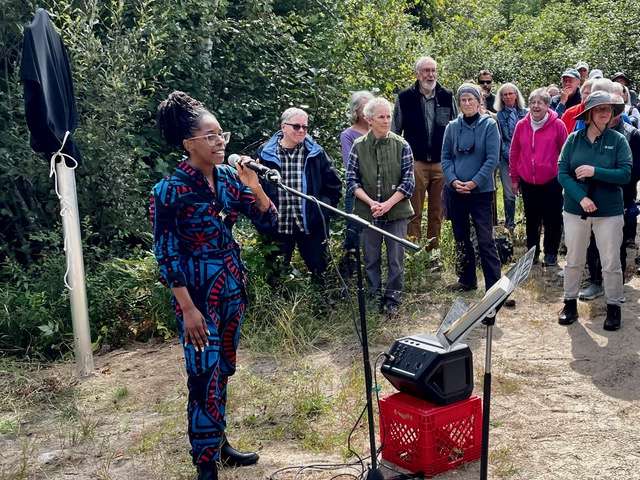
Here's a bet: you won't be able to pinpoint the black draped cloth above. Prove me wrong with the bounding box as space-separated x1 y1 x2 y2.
21 8 80 163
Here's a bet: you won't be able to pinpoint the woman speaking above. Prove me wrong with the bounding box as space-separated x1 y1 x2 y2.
151 91 277 479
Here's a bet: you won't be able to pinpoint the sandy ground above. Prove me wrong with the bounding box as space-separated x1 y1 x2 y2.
2 262 640 480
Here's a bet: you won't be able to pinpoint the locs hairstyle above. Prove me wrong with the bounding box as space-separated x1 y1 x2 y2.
156 91 211 148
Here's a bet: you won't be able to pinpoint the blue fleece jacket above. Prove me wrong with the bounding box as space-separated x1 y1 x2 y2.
441 114 500 193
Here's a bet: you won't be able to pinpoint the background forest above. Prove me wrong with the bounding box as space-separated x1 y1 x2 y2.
2 0 640 358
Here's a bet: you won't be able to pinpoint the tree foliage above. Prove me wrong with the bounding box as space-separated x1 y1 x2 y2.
2 0 640 357
430 0 640 90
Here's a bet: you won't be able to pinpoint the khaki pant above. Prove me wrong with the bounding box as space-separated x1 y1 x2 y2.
408 161 444 247
563 212 624 305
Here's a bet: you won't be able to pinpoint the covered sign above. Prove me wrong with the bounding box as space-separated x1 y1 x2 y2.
21 8 80 163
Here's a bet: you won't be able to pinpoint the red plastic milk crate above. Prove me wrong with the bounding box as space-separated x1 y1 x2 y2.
379 392 482 476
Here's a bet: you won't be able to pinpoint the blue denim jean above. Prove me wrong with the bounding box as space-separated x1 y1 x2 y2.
343 189 361 251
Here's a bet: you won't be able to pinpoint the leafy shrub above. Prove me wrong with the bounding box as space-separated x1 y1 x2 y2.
0 245 174 358
0 256 71 357
4 0 640 359
86 252 175 352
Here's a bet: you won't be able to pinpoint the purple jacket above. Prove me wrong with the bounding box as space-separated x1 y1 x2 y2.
340 126 366 169
509 109 568 186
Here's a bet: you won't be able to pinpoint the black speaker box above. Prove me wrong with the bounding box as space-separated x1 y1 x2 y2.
381 334 473 405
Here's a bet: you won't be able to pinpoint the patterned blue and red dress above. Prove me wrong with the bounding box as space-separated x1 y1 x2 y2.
150 160 277 465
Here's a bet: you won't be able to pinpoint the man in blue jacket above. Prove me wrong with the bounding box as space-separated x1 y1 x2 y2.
258 108 341 281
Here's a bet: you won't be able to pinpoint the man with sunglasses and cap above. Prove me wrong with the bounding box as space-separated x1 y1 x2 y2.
550 68 582 116
257 107 341 281
557 91 631 330
575 61 589 84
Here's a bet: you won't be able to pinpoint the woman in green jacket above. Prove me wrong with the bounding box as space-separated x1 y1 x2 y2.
557 91 631 330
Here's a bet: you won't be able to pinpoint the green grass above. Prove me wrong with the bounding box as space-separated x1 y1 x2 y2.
112 386 129 403
490 445 520 477
0 182 538 479
0 418 18 436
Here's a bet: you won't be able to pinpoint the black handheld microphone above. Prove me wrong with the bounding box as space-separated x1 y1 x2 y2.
227 154 281 182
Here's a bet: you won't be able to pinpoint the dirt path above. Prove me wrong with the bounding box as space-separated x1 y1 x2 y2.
2 264 639 480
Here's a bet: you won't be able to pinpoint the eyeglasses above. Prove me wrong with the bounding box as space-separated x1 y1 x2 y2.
284 123 309 132
186 132 231 146
478 80 492 85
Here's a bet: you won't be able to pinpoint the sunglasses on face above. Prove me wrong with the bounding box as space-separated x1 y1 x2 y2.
285 123 309 132
187 132 231 146
479 80 492 85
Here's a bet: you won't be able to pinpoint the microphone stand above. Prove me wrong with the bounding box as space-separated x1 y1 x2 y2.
479 310 496 480
479 299 510 480
263 171 419 480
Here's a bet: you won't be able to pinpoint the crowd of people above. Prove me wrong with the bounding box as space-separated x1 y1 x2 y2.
149 58 640 479
340 58 637 329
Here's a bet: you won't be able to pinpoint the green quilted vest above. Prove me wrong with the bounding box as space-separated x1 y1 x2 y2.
353 131 414 222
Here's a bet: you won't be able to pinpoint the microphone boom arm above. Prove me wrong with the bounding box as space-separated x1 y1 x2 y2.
273 179 420 253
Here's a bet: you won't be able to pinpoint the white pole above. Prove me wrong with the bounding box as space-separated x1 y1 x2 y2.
55 160 94 376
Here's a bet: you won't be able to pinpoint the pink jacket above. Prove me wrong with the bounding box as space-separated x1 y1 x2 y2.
509 109 568 186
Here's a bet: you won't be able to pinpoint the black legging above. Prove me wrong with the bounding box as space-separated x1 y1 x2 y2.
520 178 563 257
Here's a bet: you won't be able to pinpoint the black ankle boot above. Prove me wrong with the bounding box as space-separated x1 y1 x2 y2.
196 463 218 480
558 299 578 325
220 434 259 467
603 304 622 331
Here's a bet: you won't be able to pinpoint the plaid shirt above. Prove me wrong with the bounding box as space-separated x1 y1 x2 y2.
346 138 415 200
277 142 306 234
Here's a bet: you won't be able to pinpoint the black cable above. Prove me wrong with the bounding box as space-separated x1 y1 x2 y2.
373 352 426 480
312 195 372 473
373 352 387 458
269 459 365 480
267 401 378 480
269 197 384 480
347 402 367 474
